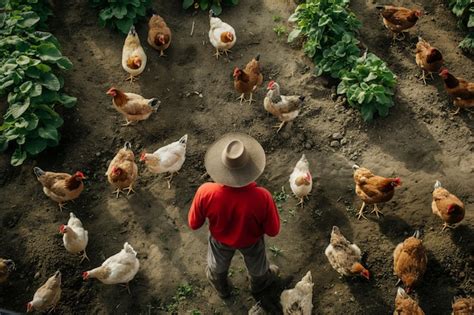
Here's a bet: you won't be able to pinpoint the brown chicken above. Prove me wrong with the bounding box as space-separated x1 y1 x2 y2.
432 180 465 231
27 271 61 313
106 87 160 126
233 54 263 104
0 258 15 284
376 5 422 40
452 297 474 315
393 231 427 293
106 142 138 198
415 37 443 85
394 287 425 315
439 68 474 114
34 167 85 211
147 13 171 57
352 164 401 219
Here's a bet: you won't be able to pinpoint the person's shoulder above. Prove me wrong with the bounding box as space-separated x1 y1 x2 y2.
197 182 222 194
254 185 273 199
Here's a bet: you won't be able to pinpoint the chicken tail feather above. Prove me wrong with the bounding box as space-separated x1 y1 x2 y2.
33 166 45 178
434 180 442 190
149 98 160 110
255 54 260 61
413 230 422 239
179 134 188 145
128 25 136 36
352 164 360 170
375 4 385 10
124 242 137 256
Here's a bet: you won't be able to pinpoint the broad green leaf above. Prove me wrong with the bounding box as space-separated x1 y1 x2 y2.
287 29 301 43
37 43 62 61
58 94 77 108
9 98 31 119
115 18 134 35
17 55 31 66
11 148 27 166
0 136 8 152
16 134 26 145
0 79 14 91
210 4 221 15
24 112 39 130
17 12 40 29
113 6 127 19
200 0 210 10
39 72 60 91
14 118 28 129
38 125 59 141
30 83 42 97
20 81 33 94
24 137 47 155
361 103 374 121
99 7 114 21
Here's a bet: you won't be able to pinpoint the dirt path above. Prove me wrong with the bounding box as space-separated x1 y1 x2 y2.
0 0 472 314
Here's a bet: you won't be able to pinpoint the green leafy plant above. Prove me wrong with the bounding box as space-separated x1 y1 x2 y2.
459 32 474 54
314 33 360 78
273 24 287 37
165 283 195 313
337 53 397 121
446 0 473 54
90 0 151 34
0 0 76 165
182 0 239 16
269 245 283 257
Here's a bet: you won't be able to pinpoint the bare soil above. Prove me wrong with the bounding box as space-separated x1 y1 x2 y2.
0 0 473 314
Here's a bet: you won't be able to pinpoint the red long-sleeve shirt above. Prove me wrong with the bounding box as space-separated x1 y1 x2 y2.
188 182 280 248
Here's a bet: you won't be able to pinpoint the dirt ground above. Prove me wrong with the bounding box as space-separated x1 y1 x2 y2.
0 0 473 314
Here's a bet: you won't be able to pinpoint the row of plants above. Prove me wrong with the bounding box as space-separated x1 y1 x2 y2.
89 0 152 35
447 0 474 54
182 0 239 16
0 0 77 166
288 0 397 121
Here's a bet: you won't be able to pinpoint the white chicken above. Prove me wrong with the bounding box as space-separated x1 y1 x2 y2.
264 81 305 133
140 134 188 189
122 25 146 82
209 10 236 59
82 242 139 294
27 271 61 313
60 212 88 262
280 271 314 315
289 154 312 208
325 226 370 280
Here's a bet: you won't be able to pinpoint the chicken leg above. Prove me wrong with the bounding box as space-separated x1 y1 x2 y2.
214 48 222 59
80 250 90 263
113 188 122 199
125 184 135 196
441 222 454 231
58 202 66 212
125 74 138 83
357 202 367 220
165 172 176 189
370 204 383 218
160 50 166 57
274 121 286 133
296 197 305 209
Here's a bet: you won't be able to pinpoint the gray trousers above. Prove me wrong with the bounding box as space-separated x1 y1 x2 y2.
207 236 269 276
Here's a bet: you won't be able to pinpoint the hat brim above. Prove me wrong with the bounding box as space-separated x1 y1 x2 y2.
205 133 266 187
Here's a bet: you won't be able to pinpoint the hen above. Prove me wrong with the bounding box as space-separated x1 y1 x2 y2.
376 5 422 40
33 167 85 211
60 212 89 262
0 258 15 284
325 226 370 280
209 10 236 59
289 154 312 208
106 87 160 126
452 297 474 315
394 287 425 315
83 242 139 294
393 231 427 293
106 142 138 198
147 13 171 57
233 54 263 104
280 271 314 315
27 271 61 313
415 37 443 85
140 134 188 189
122 25 146 82
352 164 401 219
264 81 305 133
439 68 474 114
432 180 465 231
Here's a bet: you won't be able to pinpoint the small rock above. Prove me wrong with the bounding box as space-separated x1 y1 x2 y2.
332 132 343 140
330 140 340 148
305 142 312 149
95 152 101 157
340 138 348 145
34 272 41 279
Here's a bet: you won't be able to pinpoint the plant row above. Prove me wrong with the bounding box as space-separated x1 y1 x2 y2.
288 0 397 122
0 0 77 166
182 0 239 16
447 0 474 54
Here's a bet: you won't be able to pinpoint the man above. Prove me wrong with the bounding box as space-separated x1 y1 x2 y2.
188 133 280 298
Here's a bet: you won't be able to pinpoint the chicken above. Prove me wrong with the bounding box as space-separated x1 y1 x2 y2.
376 5 422 40
106 142 139 198
452 297 474 315
0 258 15 284
209 9 236 59
106 87 160 126
432 180 465 231
140 134 188 189
439 68 474 115
280 271 314 315
233 54 263 104
415 37 443 85
394 287 425 315
122 25 146 82
147 13 171 57
264 81 305 133
27 271 61 313
60 212 89 262
83 242 139 294
325 226 370 280
33 167 85 211
393 231 427 293
352 164 401 220
289 154 312 208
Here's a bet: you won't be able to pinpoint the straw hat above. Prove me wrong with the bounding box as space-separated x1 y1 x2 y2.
205 133 266 187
